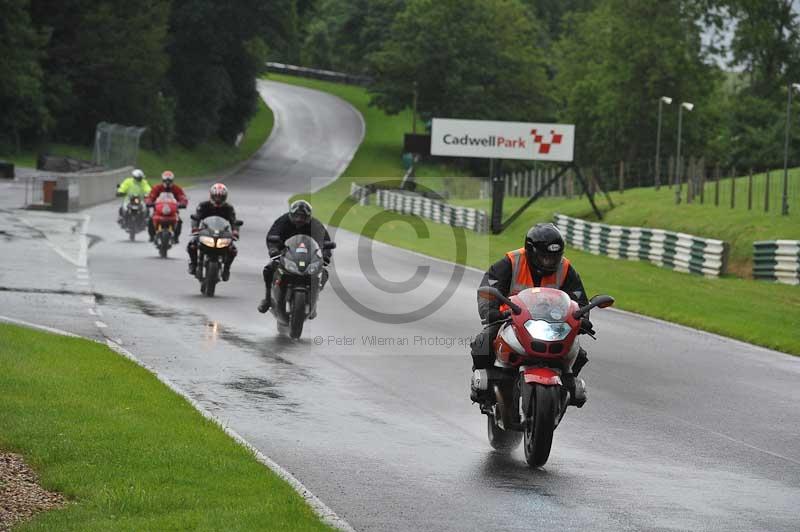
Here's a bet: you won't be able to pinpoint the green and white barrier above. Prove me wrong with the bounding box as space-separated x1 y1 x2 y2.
554 213 728 277
350 182 489 233
753 240 800 285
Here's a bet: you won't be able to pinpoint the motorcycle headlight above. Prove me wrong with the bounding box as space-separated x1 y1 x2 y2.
199 236 215 247
524 320 572 341
215 238 232 248
305 261 320 275
283 258 300 274
161 205 172 215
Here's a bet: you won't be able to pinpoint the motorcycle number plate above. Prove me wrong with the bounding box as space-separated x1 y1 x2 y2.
295 248 308 253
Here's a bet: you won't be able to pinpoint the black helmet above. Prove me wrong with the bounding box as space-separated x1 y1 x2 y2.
289 200 312 226
525 223 564 274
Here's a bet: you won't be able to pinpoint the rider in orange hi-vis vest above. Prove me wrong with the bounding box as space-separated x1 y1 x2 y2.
470 223 593 405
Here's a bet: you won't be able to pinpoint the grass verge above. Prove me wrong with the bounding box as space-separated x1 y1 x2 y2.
0 98 274 188
268 73 800 356
0 323 332 531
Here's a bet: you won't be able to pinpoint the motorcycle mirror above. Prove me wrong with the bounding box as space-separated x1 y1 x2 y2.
323 241 337 250
593 294 615 308
190 214 199 221
573 294 615 319
234 220 244 227
477 286 522 315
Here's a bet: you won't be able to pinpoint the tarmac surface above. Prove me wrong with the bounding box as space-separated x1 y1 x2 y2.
2 80 798 532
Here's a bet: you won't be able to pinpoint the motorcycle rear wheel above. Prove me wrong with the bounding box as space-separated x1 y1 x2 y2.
289 291 306 339
487 413 522 452
523 384 559 467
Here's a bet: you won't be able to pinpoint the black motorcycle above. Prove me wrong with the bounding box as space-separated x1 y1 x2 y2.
119 195 148 241
194 215 243 297
268 234 335 339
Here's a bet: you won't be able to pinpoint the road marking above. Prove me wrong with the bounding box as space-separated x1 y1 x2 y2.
94 321 107 329
82 296 95 304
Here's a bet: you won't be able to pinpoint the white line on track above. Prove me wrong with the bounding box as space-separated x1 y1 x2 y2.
94 321 107 329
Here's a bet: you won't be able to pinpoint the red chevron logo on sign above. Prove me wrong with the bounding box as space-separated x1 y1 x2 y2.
530 129 564 155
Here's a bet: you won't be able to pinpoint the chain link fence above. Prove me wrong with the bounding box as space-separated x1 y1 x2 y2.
92 122 146 170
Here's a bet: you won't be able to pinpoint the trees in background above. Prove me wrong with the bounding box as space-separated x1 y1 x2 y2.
368 0 552 123
552 0 720 168
0 0 49 150
2 0 798 168
0 0 294 152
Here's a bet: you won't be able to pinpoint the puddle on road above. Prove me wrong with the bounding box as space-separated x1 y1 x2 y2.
100 294 317 379
477 451 560 497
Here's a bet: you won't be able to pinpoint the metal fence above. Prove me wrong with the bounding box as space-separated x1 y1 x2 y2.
92 122 146 170
585 157 799 214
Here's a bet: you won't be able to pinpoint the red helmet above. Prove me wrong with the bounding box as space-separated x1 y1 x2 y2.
209 183 228 205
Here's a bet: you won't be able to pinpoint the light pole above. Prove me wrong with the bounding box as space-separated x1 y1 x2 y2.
782 82 800 215
656 96 673 190
675 101 694 204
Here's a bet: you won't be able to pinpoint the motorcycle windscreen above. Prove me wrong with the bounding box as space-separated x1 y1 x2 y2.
515 288 571 322
283 234 322 262
200 216 231 234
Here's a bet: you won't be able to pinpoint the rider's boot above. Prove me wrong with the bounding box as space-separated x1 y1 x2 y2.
188 261 197 276
257 285 271 313
222 263 231 281
470 368 493 403
562 373 587 408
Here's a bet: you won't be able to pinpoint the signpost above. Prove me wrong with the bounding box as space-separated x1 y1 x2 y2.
430 118 604 233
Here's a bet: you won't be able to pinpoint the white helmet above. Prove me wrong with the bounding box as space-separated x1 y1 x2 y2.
132 169 145 180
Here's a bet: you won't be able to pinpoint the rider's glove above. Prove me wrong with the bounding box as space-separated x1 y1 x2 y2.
580 317 595 335
484 308 505 324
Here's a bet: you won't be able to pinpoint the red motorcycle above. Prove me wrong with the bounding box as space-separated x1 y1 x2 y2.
150 192 182 258
473 286 614 467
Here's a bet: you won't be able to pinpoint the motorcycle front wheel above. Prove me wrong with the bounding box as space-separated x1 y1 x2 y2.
523 384 559 467
158 233 169 258
289 290 306 339
204 261 219 297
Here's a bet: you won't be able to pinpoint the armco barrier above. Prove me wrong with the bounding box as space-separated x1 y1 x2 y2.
350 183 489 233
265 62 372 86
554 213 728 277
753 240 800 285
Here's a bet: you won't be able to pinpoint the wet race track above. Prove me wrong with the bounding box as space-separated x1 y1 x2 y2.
3 80 800 531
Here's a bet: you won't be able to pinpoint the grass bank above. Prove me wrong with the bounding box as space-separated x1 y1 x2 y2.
450 174 800 277
0 98 274 187
0 323 331 531
269 73 800 355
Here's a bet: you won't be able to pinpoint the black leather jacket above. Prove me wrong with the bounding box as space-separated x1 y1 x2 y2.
266 213 332 261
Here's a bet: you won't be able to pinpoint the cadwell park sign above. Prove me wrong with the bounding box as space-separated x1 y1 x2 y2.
431 118 575 162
